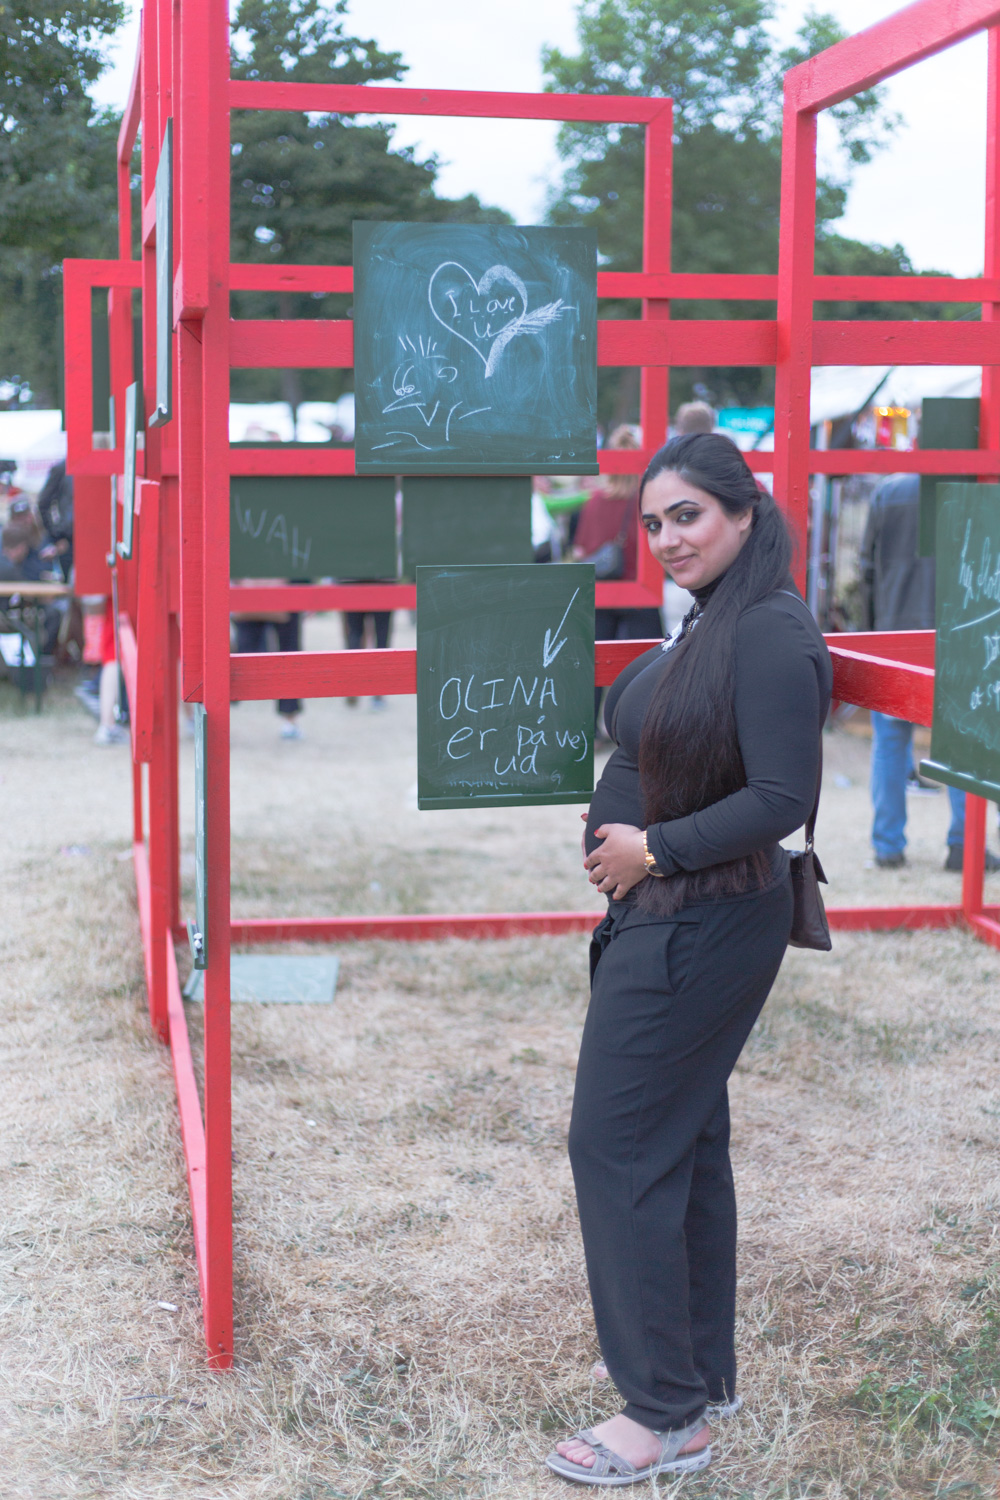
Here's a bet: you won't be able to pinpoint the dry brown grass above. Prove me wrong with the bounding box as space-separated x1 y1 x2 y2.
2 626 999 1498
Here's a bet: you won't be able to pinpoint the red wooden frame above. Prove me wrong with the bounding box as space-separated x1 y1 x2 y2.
63 0 1000 1365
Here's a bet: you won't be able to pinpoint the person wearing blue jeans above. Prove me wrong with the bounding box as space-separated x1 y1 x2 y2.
861 474 999 872
870 712 967 867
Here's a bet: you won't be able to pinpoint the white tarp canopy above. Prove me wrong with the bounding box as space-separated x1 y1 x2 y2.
228 394 355 444
809 366 981 426
0 410 65 496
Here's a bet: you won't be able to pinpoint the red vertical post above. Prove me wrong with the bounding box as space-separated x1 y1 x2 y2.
177 0 210 700
639 103 672 598
963 25 1000 919
165 603 182 938
773 91 817 595
142 479 170 1041
200 0 234 1369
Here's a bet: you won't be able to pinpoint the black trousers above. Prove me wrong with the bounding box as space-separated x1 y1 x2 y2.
233 616 302 715
568 878 793 1431
343 610 392 651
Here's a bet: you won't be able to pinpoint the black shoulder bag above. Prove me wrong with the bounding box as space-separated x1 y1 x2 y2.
787 751 831 951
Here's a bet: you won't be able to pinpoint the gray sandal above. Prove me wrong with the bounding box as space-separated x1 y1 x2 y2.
545 1416 711 1486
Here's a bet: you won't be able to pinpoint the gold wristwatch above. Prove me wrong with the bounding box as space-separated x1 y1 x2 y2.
642 829 664 878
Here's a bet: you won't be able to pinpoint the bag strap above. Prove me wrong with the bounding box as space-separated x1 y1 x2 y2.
775 589 823 852
805 744 822 852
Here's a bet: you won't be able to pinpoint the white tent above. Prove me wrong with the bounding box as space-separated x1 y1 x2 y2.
809 366 981 426
0 410 65 495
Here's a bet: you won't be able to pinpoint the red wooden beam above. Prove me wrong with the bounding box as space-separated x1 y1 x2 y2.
812 319 1000 364
968 911 1000 950
117 46 142 165
828 643 934 725
228 80 668 124
834 629 934 666
763 451 1000 475
227 266 1000 302
232 585 415 612
227 317 781 368
231 647 416 699
232 912 600 944
229 264 354 294
813 275 1000 301
166 938 209 1306
827 904 963 930
788 0 1000 113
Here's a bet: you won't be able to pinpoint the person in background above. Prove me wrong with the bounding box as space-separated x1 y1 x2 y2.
859 472 1000 871
531 476 561 563
37 461 74 580
0 520 29 581
7 500 61 583
0 517 64 654
342 609 392 710
572 425 663 740
231 580 305 739
93 599 127 746
673 400 717 437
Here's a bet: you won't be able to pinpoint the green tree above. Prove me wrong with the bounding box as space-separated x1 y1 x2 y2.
229 0 509 418
0 1 124 406
541 0 939 421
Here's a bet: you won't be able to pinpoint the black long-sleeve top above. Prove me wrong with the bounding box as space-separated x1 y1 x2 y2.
584 585 833 884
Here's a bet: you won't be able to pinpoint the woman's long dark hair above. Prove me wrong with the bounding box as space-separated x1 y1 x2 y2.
636 433 794 914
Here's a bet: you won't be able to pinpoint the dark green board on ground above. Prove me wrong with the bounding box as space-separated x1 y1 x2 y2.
401 477 532 579
417 563 595 809
353 222 598 476
230 476 397 579
918 396 979 556
919 483 1000 803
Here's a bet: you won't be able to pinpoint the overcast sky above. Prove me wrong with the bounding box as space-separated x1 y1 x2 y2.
93 1 989 276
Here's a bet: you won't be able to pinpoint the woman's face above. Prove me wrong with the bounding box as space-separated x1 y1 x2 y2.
640 469 753 591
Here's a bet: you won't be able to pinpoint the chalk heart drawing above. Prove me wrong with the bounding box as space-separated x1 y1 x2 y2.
428 261 567 380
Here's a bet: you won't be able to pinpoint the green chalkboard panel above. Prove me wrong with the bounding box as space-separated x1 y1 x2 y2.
149 118 173 428
401 477 532 580
230 476 397 579
417 563 595 809
919 483 1000 803
353 222 598 476
918 396 979 556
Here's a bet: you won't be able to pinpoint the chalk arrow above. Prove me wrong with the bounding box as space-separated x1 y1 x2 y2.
542 588 580 668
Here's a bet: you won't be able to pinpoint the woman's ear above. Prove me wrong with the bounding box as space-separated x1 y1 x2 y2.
737 507 754 536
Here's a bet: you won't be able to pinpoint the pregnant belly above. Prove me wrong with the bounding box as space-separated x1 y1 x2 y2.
584 750 643 857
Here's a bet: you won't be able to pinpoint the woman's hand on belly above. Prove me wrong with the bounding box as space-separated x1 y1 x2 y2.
584 823 646 899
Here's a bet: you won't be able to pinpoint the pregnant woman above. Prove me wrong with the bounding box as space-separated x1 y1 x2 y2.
546 433 832 1486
